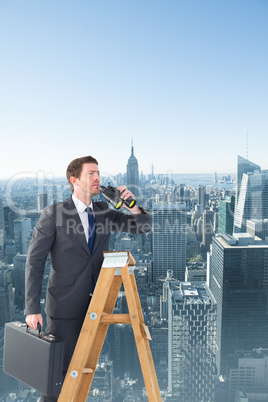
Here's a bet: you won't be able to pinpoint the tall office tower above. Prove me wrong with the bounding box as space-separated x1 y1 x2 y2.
152 203 186 282
13 254 27 309
161 271 217 401
4 206 18 239
0 199 4 250
234 169 268 233
209 233 268 377
0 263 15 326
150 320 168 388
4 239 16 263
150 163 154 181
236 155 260 209
13 217 32 254
0 327 6 392
178 184 185 203
126 142 139 196
202 209 214 250
37 193 48 211
247 219 268 241
214 172 218 183
228 349 268 402
184 188 191 211
218 195 235 235
196 217 203 241
214 211 219 232
198 185 206 212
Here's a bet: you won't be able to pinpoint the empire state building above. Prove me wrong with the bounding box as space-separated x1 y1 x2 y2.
126 143 139 196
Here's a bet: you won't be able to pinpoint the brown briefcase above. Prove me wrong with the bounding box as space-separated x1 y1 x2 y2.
3 321 65 397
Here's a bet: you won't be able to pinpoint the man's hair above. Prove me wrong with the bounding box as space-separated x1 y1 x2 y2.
66 156 98 192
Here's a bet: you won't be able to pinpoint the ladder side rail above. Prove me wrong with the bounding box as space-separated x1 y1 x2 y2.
78 274 123 399
58 266 117 401
120 264 162 402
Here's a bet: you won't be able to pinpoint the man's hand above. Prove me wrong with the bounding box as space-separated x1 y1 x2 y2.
117 185 141 214
26 314 43 330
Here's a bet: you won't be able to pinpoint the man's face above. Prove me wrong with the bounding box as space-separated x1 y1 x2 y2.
72 163 100 198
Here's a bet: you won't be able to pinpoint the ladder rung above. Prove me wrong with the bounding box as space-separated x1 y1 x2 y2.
82 368 94 374
101 313 131 324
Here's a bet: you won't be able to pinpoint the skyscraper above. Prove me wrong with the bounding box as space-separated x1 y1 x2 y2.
218 195 235 235
234 155 261 232
0 263 15 326
3 206 18 239
152 203 186 281
229 349 268 402
236 155 260 209
209 233 268 376
178 184 185 203
234 169 268 233
161 271 217 401
13 218 32 254
4 239 16 264
0 199 4 258
198 184 206 213
13 253 27 309
37 193 48 211
246 219 268 241
126 142 139 196
202 209 214 250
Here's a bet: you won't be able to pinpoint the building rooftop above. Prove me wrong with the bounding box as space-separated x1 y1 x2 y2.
239 387 268 397
216 233 268 248
171 282 214 305
152 202 186 210
235 349 268 360
247 218 268 223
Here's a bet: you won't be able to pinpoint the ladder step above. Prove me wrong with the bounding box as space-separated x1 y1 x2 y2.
82 368 94 374
101 313 131 324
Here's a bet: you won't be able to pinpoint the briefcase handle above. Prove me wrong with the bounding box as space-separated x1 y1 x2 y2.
26 322 42 336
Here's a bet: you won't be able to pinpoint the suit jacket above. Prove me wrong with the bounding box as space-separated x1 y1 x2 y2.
24 197 151 319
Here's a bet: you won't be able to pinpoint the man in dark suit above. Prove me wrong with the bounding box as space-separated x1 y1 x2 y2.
24 155 151 401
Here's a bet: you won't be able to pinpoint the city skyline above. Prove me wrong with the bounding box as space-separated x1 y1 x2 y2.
1 153 268 399
1 0 268 178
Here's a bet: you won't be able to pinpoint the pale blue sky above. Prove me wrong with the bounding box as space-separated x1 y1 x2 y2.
0 0 267 179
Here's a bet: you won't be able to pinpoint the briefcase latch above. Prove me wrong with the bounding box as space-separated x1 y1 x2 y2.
14 322 27 328
44 334 56 341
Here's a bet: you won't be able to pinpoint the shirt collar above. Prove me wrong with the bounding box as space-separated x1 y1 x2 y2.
72 194 93 213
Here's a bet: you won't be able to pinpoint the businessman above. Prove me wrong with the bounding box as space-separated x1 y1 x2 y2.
24 155 151 401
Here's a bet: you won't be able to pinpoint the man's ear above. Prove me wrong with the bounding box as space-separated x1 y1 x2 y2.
70 176 77 187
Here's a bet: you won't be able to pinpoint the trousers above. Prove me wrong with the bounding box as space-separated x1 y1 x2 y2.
40 314 85 402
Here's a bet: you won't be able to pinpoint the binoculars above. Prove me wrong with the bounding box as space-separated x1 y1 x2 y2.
100 185 136 209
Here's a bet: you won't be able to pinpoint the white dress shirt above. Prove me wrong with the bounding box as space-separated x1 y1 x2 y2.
72 194 94 243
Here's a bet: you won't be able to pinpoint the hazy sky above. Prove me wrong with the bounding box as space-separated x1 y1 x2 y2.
0 0 267 180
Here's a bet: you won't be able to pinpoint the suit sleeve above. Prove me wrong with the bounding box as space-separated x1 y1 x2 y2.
107 207 151 234
24 207 56 315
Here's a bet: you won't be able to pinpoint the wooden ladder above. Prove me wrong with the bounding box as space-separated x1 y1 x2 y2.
58 251 161 401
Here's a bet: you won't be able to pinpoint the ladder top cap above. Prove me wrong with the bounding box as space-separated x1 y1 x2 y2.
103 251 136 267
103 250 136 266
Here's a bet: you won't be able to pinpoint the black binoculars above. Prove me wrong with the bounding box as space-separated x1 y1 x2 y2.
100 185 136 209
